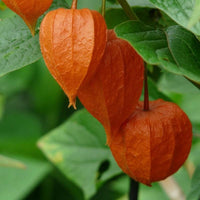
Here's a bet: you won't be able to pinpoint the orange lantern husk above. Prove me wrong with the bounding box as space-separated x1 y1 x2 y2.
78 30 144 144
109 99 192 185
39 7 107 108
2 0 53 35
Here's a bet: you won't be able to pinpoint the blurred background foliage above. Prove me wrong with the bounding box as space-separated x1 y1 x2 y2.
0 0 200 199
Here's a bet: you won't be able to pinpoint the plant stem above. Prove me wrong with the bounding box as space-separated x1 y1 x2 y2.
71 0 77 9
143 64 149 111
186 77 200 90
129 178 139 200
101 0 106 18
117 0 138 20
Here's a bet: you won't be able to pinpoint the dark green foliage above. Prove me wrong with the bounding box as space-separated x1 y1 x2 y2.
0 0 200 199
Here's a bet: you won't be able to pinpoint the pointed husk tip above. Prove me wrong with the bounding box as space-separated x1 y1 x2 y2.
26 20 37 36
68 97 77 110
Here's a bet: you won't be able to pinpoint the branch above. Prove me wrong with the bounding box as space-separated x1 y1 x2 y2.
117 0 138 20
129 178 139 200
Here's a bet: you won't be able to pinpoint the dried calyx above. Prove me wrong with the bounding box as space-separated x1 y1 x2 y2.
78 29 144 144
39 0 107 108
109 99 192 185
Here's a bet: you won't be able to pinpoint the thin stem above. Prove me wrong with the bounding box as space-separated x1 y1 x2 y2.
71 0 77 9
101 0 106 18
129 178 139 200
117 0 138 20
143 64 149 111
185 77 200 90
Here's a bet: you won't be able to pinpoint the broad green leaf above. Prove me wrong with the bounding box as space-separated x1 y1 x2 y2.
115 21 181 73
115 21 200 84
166 26 200 83
157 72 200 125
0 111 43 158
69 0 154 12
0 154 25 169
51 0 69 9
189 143 200 166
148 78 171 101
158 72 200 95
29 59 64 129
127 0 154 8
92 175 129 200
179 94 200 124
140 78 171 102
0 15 42 77
105 7 159 29
0 65 34 96
188 0 200 29
38 109 121 199
173 167 191 196
0 95 4 119
187 165 200 200
0 7 15 19
106 9 129 29
106 0 117 4
107 0 155 8
66 0 101 10
0 156 52 200
139 183 168 200
149 0 200 35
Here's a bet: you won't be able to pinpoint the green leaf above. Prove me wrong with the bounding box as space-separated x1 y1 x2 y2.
115 21 200 84
0 154 25 169
105 9 129 29
187 165 200 200
0 15 42 77
77 0 101 10
29 59 64 129
188 0 200 29
149 0 200 35
189 143 200 166
0 95 4 119
105 7 158 29
158 72 200 95
51 0 69 9
106 0 117 4
0 7 15 19
0 111 43 158
173 167 191 196
107 0 155 8
166 26 200 83
139 183 169 200
0 65 34 96
91 175 129 200
38 109 121 199
127 0 154 8
179 94 200 124
158 72 200 125
146 78 171 101
0 156 52 200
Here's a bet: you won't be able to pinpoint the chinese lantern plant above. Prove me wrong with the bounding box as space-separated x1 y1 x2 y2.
78 29 144 144
39 0 107 108
109 71 193 185
2 0 53 35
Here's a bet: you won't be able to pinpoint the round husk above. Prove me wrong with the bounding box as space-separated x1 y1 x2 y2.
109 99 192 185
